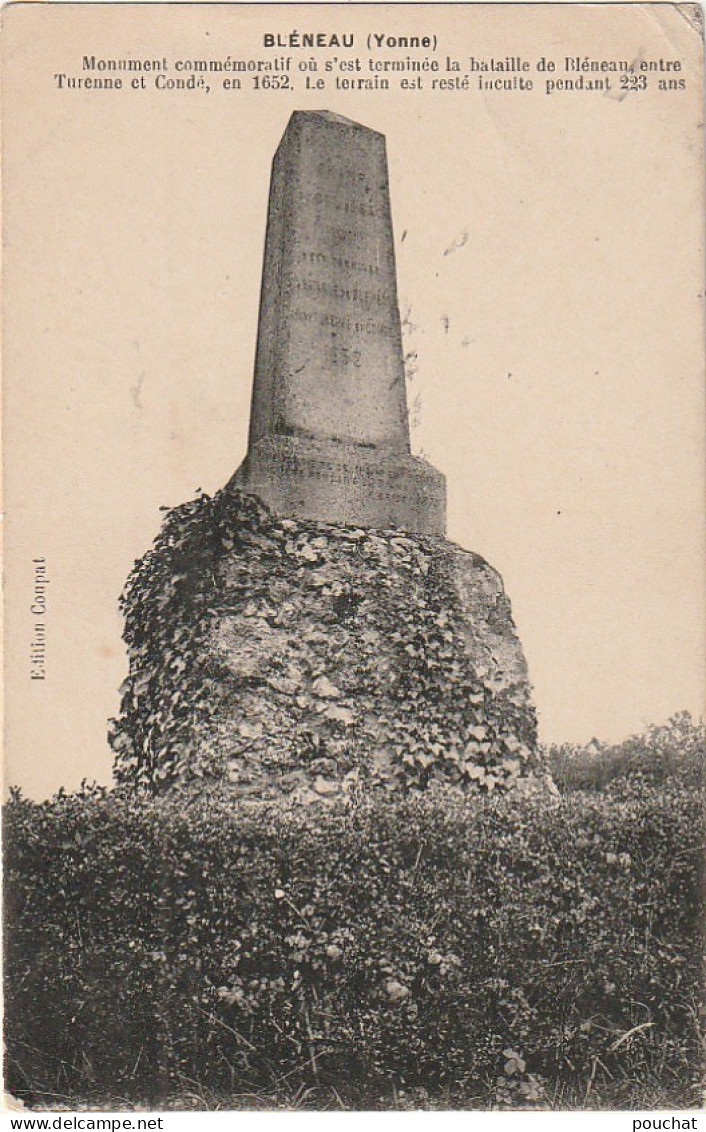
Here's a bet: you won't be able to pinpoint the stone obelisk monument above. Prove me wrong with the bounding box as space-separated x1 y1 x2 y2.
229 110 446 535
112 110 538 799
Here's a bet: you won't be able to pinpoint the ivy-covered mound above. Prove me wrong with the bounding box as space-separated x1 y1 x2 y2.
110 488 538 796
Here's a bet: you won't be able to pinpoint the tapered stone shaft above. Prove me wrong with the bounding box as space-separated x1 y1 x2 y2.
231 110 446 535
250 110 410 451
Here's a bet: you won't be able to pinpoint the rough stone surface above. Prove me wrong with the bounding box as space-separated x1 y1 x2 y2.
110 491 537 799
233 109 446 536
230 435 445 537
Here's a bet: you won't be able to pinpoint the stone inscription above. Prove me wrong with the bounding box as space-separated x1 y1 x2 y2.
299 250 382 279
288 308 394 337
291 278 391 309
257 449 436 509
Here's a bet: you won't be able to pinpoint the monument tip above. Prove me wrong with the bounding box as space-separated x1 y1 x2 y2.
285 108 385 137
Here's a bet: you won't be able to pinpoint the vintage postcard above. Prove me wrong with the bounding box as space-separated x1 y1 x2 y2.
2 2 704 1116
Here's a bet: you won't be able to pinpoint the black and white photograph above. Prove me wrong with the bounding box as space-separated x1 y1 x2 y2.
2 2 704 1118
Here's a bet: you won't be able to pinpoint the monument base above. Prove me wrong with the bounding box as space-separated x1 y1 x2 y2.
227 434 446 536
110 489 538 799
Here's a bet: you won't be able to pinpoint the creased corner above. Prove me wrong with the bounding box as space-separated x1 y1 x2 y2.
673 3 705 39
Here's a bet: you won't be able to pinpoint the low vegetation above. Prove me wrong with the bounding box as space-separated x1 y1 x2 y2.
4 715 703 1110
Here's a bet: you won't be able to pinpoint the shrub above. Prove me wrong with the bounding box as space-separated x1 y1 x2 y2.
546 712 705 794
4 779 702 1107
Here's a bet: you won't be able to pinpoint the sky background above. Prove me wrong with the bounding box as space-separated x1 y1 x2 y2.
3 3 704 799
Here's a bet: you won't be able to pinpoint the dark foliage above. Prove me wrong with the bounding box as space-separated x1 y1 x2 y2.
547 713 704 794
109 489 537 796
4 776 702 1108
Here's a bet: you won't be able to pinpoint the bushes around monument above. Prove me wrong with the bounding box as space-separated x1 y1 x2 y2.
4 771 702 1108
548 712 704 793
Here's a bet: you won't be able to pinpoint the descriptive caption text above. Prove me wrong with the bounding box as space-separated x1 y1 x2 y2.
51 31 688 98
